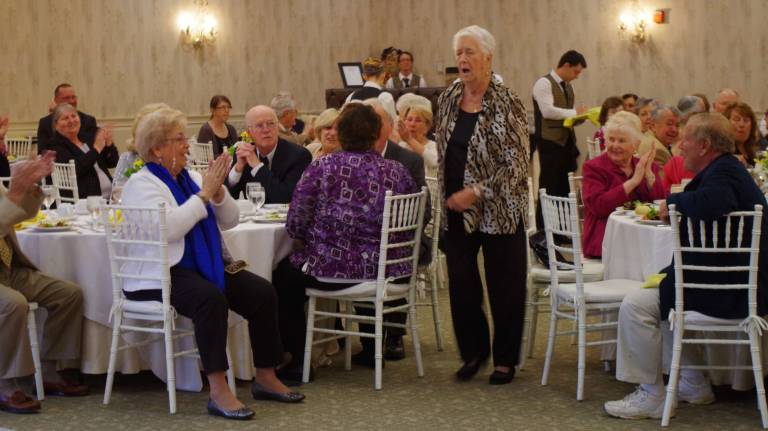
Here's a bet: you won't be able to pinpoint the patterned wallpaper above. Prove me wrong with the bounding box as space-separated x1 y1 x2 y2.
0 0 766 137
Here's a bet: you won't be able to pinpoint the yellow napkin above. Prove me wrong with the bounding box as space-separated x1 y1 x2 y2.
15 211 46 231
641 273 667 289
563 106 601 128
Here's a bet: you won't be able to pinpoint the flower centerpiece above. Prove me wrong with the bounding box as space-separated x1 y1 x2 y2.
228 131 252 157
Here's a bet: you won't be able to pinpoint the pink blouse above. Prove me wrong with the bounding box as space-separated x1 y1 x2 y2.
581 153 667 258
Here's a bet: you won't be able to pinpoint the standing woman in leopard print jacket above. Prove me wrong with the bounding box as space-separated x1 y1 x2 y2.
435 25 530 385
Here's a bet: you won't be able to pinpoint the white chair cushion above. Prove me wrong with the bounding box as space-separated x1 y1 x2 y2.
682 311 741 326
122 299 165 315
307 281 411 298
555 279 643 303
530 259 604 283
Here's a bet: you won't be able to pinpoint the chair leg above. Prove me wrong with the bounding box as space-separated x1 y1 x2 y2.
520 278 534 369
344 301 352 371
748 330 768 428
103 310 123 406
527 285 541 359
430 265 444 352
164 314 177 414
409 289 424 377
225 340 236 395
374 300 384 390
576 305 586 401
541 300 559 386
26 307 44 401
302 296 317 384
662 326 684 426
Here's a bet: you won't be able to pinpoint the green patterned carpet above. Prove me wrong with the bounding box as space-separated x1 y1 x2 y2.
1 288 765 430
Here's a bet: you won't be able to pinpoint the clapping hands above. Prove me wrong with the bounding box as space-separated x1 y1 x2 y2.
201 153 232 203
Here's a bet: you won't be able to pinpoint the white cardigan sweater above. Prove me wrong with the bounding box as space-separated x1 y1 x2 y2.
120 167 239 292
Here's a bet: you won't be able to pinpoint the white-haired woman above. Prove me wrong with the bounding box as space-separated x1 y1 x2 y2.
122 107 305 420
398 104 438 177
582 111 666 258
435 25 530 385
304 108 340 160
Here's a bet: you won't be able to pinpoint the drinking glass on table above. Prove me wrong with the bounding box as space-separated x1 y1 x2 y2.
86 196 105 229
246 182 265 211
41 186 59 211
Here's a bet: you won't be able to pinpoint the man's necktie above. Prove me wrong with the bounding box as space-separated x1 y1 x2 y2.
561 81 570 105
260 156 269 171
0 237 13 268
403 78 410 87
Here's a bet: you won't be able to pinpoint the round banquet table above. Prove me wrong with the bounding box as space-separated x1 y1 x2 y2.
16 215 292 391
601 211 768 390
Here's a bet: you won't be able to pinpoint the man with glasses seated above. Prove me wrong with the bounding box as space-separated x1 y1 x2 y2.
605 113 768 420
227 106 311 203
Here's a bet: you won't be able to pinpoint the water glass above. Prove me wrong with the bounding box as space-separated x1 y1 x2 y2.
86 196 105 229
246 182 265 211
41 186 59 211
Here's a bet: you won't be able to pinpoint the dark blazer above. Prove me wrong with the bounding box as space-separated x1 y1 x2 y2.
37 110 98 153
50 132 119 199
0 154 9 177
661 154 768 319
228 138 311 204
383 140 432 263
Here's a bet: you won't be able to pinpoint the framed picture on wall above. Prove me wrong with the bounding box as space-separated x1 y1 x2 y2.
338 62 364 88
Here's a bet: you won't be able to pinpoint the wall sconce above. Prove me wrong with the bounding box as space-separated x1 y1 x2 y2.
618 9 651 43
177 0 217 49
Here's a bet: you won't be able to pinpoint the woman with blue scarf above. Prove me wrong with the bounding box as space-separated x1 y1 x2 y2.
121 108 304 420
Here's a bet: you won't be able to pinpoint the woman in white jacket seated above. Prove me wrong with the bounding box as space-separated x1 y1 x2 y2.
121 108 304 421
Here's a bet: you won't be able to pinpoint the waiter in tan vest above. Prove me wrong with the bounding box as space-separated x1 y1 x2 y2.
532 50 588 226
0 119 88 414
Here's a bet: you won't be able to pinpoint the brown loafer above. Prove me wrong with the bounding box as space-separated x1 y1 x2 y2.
43 380 90 397
0 390 41 414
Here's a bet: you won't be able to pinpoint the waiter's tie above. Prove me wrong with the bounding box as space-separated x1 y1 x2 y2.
560 81 570 105
403 78 410 88
0 237 13 268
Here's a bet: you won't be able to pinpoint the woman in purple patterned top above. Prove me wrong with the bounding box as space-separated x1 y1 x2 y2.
271 103 418 381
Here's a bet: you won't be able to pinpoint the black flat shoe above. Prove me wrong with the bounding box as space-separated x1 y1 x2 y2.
206 399 255 420
455 358 487 381
489 368 515 385
251 383 305 403
384 336 406 361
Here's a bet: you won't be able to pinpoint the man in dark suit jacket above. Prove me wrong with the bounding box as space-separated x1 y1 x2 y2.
227 105 311 203
37 84 98 153
605 113 768 419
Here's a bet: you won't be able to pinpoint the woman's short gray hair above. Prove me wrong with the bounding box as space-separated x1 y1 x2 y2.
313 108 340 138
126 102 170 152
604 111 643 144
677 95 705 120
52 103 77 126
396 93 432 117
134 107 187 161
270 91 296 118
452 25 495 55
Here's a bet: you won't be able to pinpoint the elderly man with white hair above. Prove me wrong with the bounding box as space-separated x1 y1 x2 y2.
270 92 310 146
227 105 311 203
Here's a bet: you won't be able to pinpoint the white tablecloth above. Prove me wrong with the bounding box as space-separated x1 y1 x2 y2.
602 212 673 280
16 215 292 391
601 211 767 390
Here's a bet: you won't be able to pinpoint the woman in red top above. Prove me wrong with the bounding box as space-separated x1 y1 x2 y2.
582 111 667 258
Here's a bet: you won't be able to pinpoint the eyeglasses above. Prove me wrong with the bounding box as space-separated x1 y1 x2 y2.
247 121 277 131
215 105 231 111
166 134 188 144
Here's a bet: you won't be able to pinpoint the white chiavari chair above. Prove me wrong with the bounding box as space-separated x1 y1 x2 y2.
415 177 444 351
586 138 602 160
302 188 428 390
661 204 767 427
190 142 214 165
26 303 44 400
52 161 79 204
539 190 643 400
5 137 33 160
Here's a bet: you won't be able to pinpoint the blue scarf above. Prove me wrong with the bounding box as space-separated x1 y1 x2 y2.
146 163 225 291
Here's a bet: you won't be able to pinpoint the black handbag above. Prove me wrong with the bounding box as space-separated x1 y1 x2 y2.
529 230 571 268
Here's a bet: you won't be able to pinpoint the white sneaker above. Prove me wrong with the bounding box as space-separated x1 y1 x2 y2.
677 378 715 405
604 387 672 419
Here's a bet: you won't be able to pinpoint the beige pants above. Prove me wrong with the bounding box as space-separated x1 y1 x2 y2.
0 264 83 379
616 288 702 384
